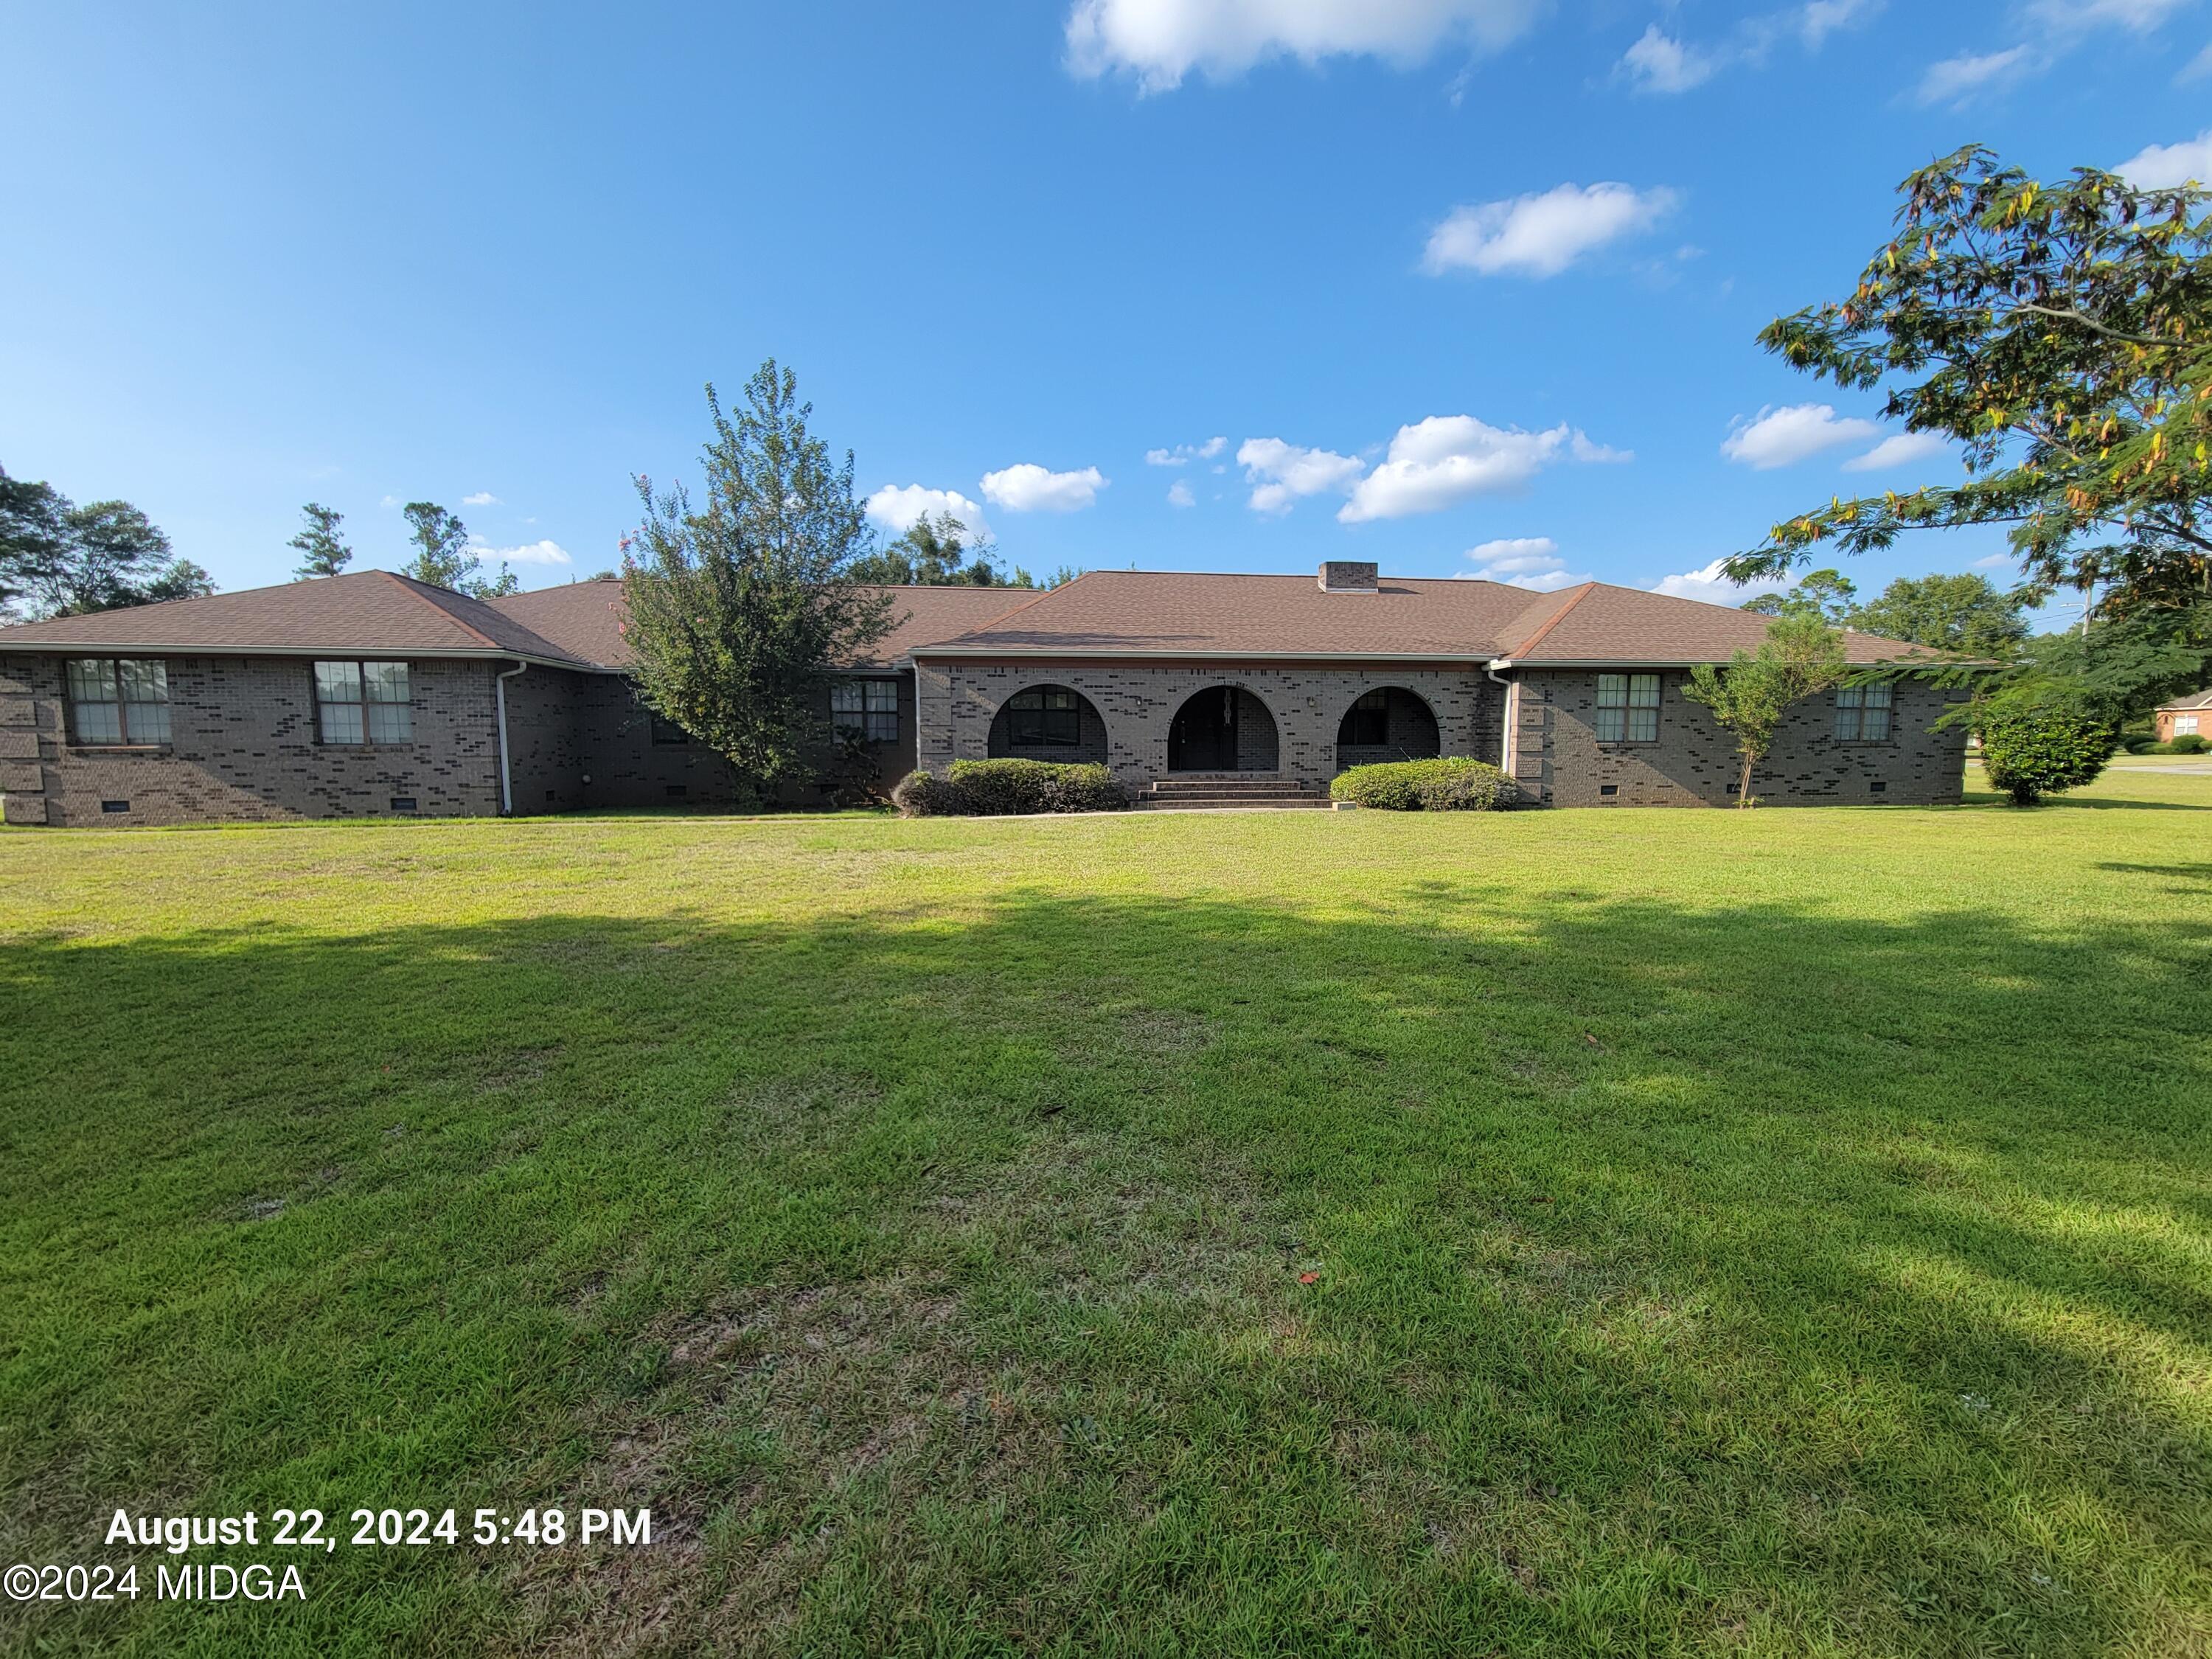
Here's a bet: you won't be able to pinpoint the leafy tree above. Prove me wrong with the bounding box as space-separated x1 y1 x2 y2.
1729 146 2212 619
1854 571 2028 655
400 501 516 598
1977 686 2117 805
1683 613 1849 807
0 464 213 618
2011 597 2210 723
622 361 893 798
848 512 1030 586
1742 568 1859 625
288 503 353 579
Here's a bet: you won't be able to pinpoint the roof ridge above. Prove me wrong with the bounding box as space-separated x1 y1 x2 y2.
380 570 504 651
928 571 1085 646
1506 582 1598 658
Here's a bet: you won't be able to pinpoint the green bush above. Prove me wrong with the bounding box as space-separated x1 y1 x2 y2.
2172 731 2208 754
1978 695 2118 806
1330 757 1520 811
897 759 1133 816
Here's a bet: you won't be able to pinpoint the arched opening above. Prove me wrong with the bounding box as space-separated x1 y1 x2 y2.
1167 686 1279 773
987 684 1108 762
1335 686 1440 771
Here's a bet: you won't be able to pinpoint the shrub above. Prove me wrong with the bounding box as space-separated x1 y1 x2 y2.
2172 732 2208 754
898 759 1134 816
1978 695 2118 806
1331 757 1520 811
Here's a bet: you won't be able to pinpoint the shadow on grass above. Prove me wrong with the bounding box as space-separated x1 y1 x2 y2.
1 886 2207 1656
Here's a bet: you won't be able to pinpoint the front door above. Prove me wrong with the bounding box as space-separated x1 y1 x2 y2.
1169 688 1237 771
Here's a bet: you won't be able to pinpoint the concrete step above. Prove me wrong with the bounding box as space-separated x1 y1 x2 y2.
1136 796 1332 810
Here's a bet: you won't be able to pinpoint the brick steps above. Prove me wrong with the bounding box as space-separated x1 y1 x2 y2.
1137 775 1330 810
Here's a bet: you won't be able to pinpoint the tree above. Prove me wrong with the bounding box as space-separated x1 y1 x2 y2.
1728 146 2212 619
848 512 1030 586
622 361 893 797
1978 687 2117 805
1854 571 2028 655
1742 568 1859 625
400 501 517 598
1682 613 1850 807
0 464 214 618
2010 596 2210 723
289 503 353 579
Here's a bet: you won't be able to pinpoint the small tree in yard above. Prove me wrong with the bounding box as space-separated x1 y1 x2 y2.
1683 613 1849 807
289 503 353 579
1978 689 2117 805
622 361 891 799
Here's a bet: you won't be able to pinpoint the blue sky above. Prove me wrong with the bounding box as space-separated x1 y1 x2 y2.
4 1 2207 621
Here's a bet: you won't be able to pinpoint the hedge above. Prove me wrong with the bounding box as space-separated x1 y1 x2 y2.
1329 757 1520 811
894 759 1133 816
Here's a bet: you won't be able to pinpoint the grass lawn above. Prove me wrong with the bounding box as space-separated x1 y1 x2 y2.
2 770 2208 1657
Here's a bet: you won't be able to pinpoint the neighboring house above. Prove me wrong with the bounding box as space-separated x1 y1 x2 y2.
2153 689 2211 743
0 560 1961 826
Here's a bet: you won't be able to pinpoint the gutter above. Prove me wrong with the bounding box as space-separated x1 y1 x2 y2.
494 661 528 815
910 648 1504 664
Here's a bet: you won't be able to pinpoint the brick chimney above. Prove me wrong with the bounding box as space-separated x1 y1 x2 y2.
1318 561 1379 594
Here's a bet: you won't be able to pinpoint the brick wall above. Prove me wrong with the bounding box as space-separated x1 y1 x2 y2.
0 653 504 826
1506 669 1968 807
915 660 1501 787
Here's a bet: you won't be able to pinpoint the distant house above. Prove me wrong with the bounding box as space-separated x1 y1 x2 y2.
0 561 1962 826
2154 689 2211 743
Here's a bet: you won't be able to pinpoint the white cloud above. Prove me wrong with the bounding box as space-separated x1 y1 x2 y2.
2183 42 2212 80
462 491 501 507
1236 437 1365 515
1147 437 1226 466
1798 0 1879 48
1843 431 1953 473
378 495 401 509
1914 44 2033 106
469 537 571 567
1618 25 1717 92
2031 0 2193 30
1973 552 2011 569
1063 0 1543 91
1721 403 1882 470
1648 559 1775 605
865 484 993 540
1340 415 1617 521
979 463 1107 512
2117 129 2212 189
1459 536 1590 591
1166 479 1197 508
1422 183 1679 279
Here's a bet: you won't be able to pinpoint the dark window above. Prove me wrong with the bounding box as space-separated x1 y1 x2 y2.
1594 673 1660 743
1834 684 1893 742
101 799 131 814
831 679 899 742
1599 784 1619 798
389 796 418 813
1342 689 1388 746
1006 687 1079 747
314 661 411 744
67 658 170 745
650 714 689 746
665 784 689 799
1869 780 1888 795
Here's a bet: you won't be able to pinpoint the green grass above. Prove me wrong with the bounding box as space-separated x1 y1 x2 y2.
2 771 2208 1657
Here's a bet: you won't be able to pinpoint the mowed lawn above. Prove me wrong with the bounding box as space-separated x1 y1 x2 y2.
1 771 2208 1658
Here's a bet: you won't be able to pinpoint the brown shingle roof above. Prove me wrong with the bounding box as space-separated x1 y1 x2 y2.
1496 582 1937 666
486 580 1036 670
2157 687 2212 712
0 570 594 666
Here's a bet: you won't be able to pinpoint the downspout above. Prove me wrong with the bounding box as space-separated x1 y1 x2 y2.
1486 662 1516 774
495 660 528 816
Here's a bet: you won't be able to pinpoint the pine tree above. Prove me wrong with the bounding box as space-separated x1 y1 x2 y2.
288 503 353 579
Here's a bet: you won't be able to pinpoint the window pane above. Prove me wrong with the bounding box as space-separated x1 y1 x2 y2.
320 702 364 745
1834 706 1862 741
1865 684 1893 709
366 701 413 744
1836 686 1863 709
1593 707 1625 742
315 661 363 703
119 660 168 704
74 700 124 745
1863 706 1891 741
830 682 863 713
866 680 897 712
866 711 897 742
1044 689 1075 712
126 699 173 745
1627 707 1658 742
362 661 409 703
69 660 119 703
1008 689 1040 711
1628 675 1660 709
1596 674 1627 708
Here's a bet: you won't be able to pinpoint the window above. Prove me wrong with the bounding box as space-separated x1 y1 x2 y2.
831 679 899 742
2179 714 2200 735
315 661 412 744
1005 686 1079 748
389 796 418 813
66 658 171 745
650 714 689 747
1342 689 1388 746
1834 682 1893 742
1594 673 1660 742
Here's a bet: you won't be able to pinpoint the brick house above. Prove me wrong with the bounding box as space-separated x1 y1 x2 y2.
0 560 1962 826
2153 689 2211 743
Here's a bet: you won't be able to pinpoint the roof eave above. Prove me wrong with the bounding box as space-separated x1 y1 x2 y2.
911 647 1506 663
0 640 613 672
